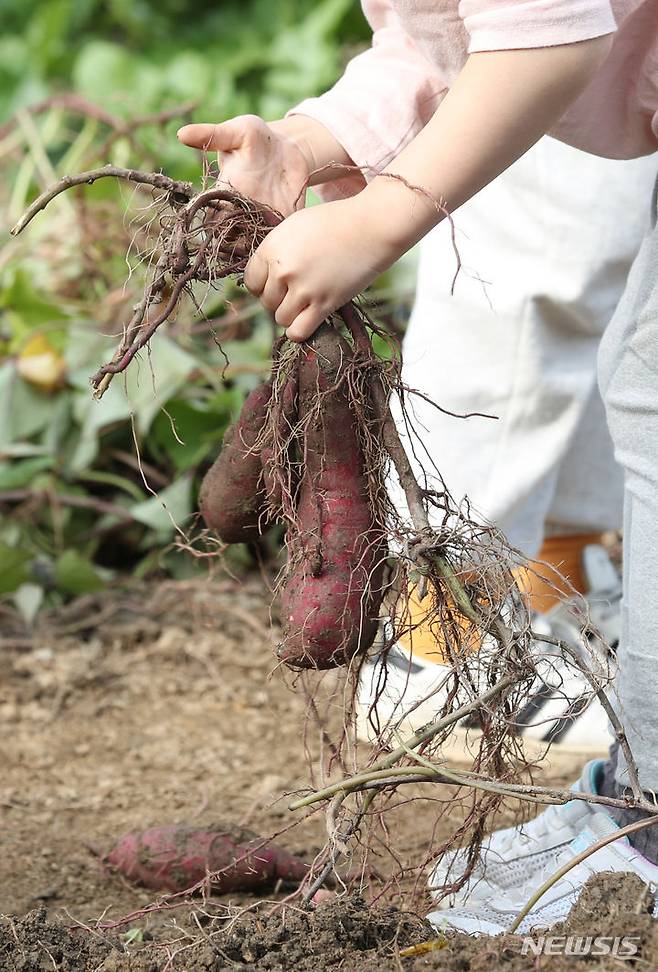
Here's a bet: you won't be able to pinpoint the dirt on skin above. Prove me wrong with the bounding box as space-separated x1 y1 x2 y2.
1 577 656 971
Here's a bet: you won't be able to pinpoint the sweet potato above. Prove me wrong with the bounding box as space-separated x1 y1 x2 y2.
103 823 310 894
261 362 299 510
278 324 386 670
199 381 272 543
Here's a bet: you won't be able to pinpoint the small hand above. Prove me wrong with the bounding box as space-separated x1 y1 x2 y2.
243 195 400 342
177 115 311 216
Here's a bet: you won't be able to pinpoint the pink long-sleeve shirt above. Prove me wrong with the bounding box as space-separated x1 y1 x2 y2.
292 1 658 199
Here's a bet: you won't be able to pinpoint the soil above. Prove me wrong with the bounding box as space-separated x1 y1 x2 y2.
0 578 335 925
1 577 657 971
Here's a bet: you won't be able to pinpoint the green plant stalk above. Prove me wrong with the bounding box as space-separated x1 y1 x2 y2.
289 673 516 810
433 552 480 624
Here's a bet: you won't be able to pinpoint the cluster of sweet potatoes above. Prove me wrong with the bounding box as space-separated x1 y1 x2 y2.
200 323 386 670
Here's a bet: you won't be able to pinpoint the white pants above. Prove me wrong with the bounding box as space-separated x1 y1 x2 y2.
399 137 657 557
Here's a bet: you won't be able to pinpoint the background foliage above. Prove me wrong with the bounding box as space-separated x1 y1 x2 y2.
0 0 413 618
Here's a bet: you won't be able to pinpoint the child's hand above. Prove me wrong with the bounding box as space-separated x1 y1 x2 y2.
243 194 401 342
177 115 312 216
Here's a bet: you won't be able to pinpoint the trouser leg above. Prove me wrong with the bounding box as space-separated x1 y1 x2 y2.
598 173 658 792
396 139 654 556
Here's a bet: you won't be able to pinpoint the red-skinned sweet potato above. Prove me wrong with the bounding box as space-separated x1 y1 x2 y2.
278 324 386 670
199 381 272 543
261 362 299 510
103 823 310 894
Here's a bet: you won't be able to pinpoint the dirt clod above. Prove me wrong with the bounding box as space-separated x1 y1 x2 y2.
213 895 433 969
561 870 655 929
0 908 114 972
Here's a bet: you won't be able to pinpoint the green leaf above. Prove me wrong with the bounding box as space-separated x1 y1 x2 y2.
0 37 28 79
1 268 70 335
151 399 228 472
72 41 136 103
69 333 197 470
40 393 73 454
0 540 31 595
165 52 211 99
76 469 145 501
124 335 199 434
68 384 132 473
63 325 116 379
25 0 75 75
129 475 193 537
0 363 57 449
0 457 54 490
53 549 105 595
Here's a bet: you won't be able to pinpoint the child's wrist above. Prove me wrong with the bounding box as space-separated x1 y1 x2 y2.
357 174 442 257
271 115 355 184
268 117 317 176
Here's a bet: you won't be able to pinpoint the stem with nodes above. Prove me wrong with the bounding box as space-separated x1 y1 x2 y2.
290 673 517 810
10 164 193 236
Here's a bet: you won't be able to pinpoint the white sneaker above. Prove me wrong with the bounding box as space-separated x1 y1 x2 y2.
356 544 619 757
429 760 606 907
427 770 658 936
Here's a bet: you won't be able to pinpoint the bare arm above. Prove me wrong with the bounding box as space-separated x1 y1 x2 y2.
242 35 613 340
267 116 355 184
362 37 613 249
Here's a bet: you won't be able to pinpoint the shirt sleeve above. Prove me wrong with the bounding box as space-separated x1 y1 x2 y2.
460 0 617 53
287 0 447 200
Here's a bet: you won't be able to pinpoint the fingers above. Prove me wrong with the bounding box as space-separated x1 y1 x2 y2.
243 212 330 342
244 257 322 341
177 119 243 152
245 257 309 326
285 304 325 343
274 290 310 329
243 252 268 297
244 245 325 342
260 275 288 314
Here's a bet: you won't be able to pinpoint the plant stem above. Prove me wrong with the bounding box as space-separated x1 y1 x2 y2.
289 674 516 810
10 165 192 236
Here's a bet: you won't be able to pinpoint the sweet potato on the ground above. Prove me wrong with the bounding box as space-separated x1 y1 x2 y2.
103 823 310 894
199 381 272 543
278 324 386 670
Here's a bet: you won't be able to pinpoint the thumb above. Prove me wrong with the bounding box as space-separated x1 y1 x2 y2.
177 120 243 152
